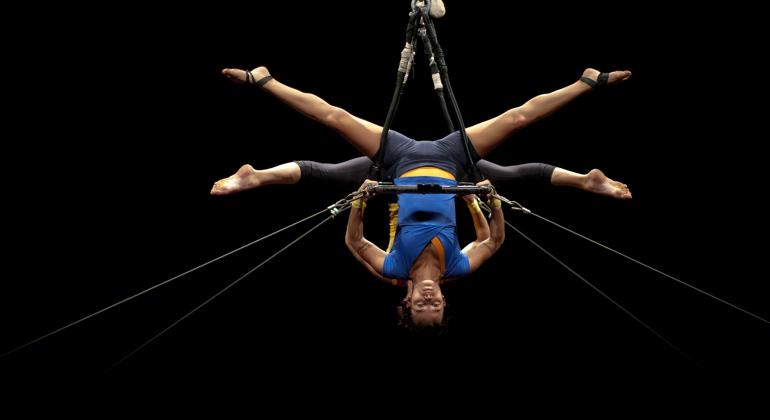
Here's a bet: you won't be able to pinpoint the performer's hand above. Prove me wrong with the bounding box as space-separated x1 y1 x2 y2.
352 179 378 209
357 179 379 201
476 180 501 208
460 193 478 204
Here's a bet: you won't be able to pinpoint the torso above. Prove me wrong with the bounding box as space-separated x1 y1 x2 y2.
382 166 470 280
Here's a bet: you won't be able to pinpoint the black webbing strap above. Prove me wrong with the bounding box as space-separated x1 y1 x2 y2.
369 4 484 183
579 72 609 88
368 9 422 181
419 8 484 182
418 25 454 133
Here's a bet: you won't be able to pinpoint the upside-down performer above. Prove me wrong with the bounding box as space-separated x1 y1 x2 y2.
212 64 631 331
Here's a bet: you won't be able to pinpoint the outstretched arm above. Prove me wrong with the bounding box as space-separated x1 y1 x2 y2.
344 180 388 276
463 187 505 273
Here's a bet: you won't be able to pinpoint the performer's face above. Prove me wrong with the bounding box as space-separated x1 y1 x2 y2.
408 280 446 326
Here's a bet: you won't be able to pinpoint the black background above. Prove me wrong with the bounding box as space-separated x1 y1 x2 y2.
2 1 768 390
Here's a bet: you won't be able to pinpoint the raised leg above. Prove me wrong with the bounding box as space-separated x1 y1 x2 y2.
465 68 632 157
222 66 383 157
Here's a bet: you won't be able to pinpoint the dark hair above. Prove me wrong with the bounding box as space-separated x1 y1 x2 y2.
395 297 450 336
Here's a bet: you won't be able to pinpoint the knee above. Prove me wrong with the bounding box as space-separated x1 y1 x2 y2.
324 106 349 128
504 108 528 129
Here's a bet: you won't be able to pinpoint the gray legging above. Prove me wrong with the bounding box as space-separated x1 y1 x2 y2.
296 157 555 190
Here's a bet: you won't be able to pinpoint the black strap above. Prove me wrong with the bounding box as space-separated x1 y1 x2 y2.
369 8 485 183
369 11 422 181
579 72 609 88
579 76 596 87
598 72 609 85
255 75 273 88
244 70 273 88
421 10 483 182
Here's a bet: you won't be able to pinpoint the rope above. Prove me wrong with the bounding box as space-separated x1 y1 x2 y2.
1 199 353 360
503 219 695 364
528 211 770 326
107 213 340 371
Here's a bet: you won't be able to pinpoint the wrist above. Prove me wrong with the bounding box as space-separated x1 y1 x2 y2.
466 199 482 213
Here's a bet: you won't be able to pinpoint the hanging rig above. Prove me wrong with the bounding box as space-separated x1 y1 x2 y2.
3 1 767 371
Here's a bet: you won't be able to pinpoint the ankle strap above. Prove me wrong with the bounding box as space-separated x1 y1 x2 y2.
254 75 273 87
245 71 273 88
579 72 608 88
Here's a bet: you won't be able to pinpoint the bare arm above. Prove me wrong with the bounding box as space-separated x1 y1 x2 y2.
463 190 505 273
348 243 402 285
461 194 491 255
344 181 387 276
436 194 492 284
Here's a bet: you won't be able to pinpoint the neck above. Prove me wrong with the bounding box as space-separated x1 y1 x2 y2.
409 243 442 281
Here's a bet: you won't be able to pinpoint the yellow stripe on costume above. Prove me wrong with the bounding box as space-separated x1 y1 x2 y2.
386 203 399 252
466 199 484 231
401 166 455 180
430 237 446 275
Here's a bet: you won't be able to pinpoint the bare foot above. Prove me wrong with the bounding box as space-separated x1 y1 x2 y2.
584 169 632 199
430 0 446 18
211 164 261 195
221 66 271 85
581 68 632 86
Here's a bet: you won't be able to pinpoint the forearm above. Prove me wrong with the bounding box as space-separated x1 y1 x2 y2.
462 198 490 254
345 203 387 276
345 207 366 247
487 206 505 249
466 198 490 241
464 204 505 272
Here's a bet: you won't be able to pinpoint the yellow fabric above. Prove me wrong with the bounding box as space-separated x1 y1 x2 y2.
386 203 399 252
400 166 455 180
466 200 484 231
351 198 366 209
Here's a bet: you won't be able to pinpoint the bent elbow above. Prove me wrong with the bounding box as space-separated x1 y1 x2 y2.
345 234 363 254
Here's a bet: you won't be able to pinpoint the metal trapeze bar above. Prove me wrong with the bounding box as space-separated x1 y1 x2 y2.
370 183 494 195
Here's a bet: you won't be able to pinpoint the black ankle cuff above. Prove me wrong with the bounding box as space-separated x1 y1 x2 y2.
579 72 609 88
579 76 597 87
254 75 273 88
597 72 609 85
